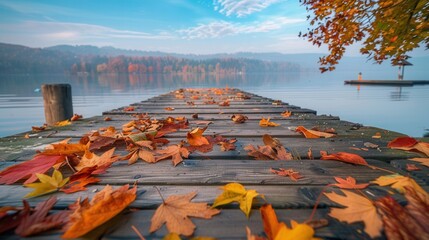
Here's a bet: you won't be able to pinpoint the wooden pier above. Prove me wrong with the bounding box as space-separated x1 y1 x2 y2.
0 88 428 239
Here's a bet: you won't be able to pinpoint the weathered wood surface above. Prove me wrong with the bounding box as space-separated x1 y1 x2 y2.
0 88 428 239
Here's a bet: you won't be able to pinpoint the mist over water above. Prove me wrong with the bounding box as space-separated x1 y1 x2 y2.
0 70 428 137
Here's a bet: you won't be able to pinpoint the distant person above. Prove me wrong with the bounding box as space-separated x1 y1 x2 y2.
358 72 362 81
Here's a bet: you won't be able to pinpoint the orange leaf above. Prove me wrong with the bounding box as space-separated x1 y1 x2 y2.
281 111 292 118
295 126 335 138
270 168 303 181
259 118 280 127
149 191 220 236
320 151 368 165
388 137 429 157
41 139 88 156
70 113 83 121
187 127 209 146
164 107 175 111
324 189 382 238
331 176 369 189
75 148 117 171
260 204 282 240
62 184 136 238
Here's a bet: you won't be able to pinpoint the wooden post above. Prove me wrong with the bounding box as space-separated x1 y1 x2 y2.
42 84 73 125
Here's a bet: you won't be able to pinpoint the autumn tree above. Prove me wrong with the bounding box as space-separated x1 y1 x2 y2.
300 0 429 72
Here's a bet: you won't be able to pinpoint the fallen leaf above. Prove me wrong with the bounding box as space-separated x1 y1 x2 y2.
149 191 220 236
259 118 280 127
270 168 303 181
403 186 429 229
0 203 30 234
218 100 230 107
219 139 237 151
212 182 262 217
409 158 429 167
165 107 175 111
388 136 429 157
154 144 190 166
260 204 319 240
24 169 69 198
231 114 248 123
281 111 292 118
375 193 429 240
62 184 137 238
320 151 368 165
41 138 88 156
104 117 112 121
32 124 48 132
75 148 117 171
371 132 381 139
295 126 335 138
15 197 69 237
324 189 382 238
70 114 83 121
187 127 210 146
330 176 369 189
406 164 421 171
371 174 428 196
0 154 65 184
124 106 135 111
364 142 379 149
54 119 71 126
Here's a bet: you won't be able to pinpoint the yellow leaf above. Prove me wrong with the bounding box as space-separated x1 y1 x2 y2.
324 190 382 238
212 182 262 217
371 174 428 196
54 119 71 126
62 184 136 238
275 220 319 240
259 118 280 127
24 169 69 198
163 233 181 240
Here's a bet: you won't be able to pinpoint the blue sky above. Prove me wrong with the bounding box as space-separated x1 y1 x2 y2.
0 0 426 56
0 0 328 54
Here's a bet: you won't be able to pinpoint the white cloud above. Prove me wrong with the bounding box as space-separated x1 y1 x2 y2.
213 0 282 17
178 17 304 39
0 21 174 42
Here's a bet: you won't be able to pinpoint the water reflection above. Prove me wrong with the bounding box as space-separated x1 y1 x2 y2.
390 87 409 101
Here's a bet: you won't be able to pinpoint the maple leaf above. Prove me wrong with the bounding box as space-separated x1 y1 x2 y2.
212 182 262 217
0 154 65 184
187 127 210 146
123 140 156 165
259 118 280 127
24 169 69 198
154 144 190 166
149 191 220 237
330 176 369 189
61 166 102 194
14 197 69 237
75 147 117 171
219 138 237 151
320 151 368 165
388 136 429 157
324 189 382 238
270 168 303 182
295 126 335 138
62 184 137 238
245 135 292 160
371 174 428 196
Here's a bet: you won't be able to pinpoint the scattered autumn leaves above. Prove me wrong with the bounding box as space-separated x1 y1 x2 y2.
1 88 429 239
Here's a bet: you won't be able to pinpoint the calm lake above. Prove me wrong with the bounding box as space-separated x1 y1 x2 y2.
1 68 428 138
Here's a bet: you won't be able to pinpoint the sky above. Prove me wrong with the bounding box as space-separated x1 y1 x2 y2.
0 0 426 57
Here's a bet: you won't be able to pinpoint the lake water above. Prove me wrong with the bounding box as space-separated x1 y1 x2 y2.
1 69 428 138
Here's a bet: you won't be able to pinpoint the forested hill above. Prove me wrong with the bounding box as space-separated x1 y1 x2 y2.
0 43 300 74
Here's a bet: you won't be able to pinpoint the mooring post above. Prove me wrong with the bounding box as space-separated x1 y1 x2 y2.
41 84 73 125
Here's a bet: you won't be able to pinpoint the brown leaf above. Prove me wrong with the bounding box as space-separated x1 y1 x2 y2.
75 148 117 171
296 126 335 138
259 118 280 127
149 191 220 236
231 114 248 123
187 127 210 146
154 144 190 166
